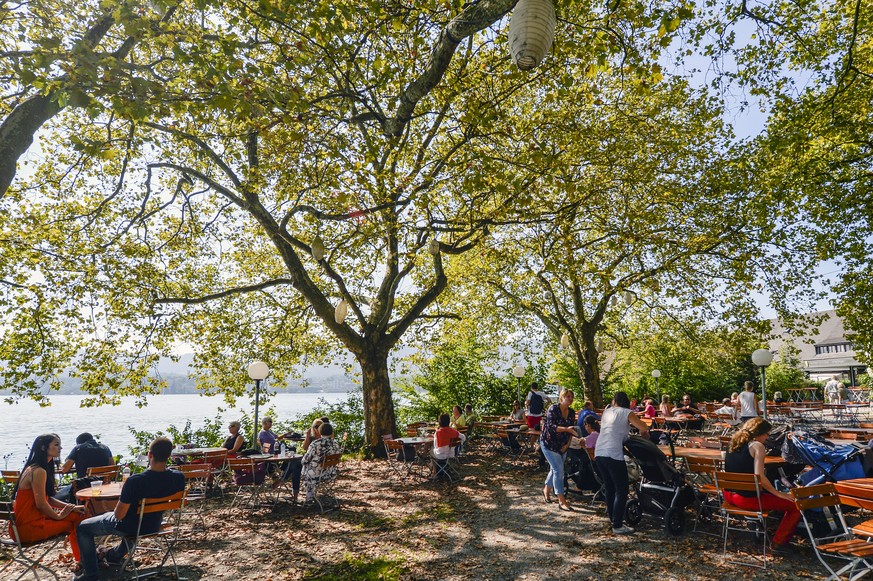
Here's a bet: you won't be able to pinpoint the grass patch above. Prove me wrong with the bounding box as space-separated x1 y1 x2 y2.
305 553 407 581
400 502 457 527
345 510 393 530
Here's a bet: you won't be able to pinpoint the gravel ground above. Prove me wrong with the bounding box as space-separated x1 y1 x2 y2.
5 442 838 580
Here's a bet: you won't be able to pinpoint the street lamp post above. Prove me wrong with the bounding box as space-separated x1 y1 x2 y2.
512 365 526 404
247 361 270 451
751 349 774 420
651 369 661 400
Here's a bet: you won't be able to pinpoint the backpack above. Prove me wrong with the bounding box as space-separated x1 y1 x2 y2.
528 391 544 415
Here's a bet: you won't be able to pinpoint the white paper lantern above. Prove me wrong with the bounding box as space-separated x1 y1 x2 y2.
610 296 617 307
508 0 557 71
623 290 634 306
428 239 440 256
311 237 325 261
334 299 348 324
560 333 570 350
596 339 603 352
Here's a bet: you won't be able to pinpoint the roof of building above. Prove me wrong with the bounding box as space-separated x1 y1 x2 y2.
768 310 863 375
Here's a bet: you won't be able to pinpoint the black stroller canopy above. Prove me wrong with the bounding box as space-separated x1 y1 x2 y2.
625 435 683 484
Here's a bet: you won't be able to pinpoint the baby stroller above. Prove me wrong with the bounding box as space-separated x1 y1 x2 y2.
785 432 867 486
565 446 602 499
623 435 695 536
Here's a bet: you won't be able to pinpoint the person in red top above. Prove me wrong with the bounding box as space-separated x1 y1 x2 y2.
11 434 86 569
643 399 657 418
432 414 466 461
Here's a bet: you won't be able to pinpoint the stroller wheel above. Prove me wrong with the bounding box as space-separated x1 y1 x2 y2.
664 507 685 536
625 499 642 526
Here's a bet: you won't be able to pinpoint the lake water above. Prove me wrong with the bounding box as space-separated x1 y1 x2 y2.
0 392 348 470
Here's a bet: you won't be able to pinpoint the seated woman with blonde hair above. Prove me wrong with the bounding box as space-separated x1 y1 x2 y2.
658 395 673 418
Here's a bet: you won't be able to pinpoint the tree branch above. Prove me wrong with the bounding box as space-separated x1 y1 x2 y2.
154 278 295 305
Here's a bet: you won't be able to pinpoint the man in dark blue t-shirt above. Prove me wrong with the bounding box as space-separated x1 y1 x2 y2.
74 437 185 581
55 432 114 502
576 401 601 436
62 432 114 479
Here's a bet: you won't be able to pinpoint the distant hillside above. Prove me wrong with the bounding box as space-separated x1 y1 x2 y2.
3 349 417 395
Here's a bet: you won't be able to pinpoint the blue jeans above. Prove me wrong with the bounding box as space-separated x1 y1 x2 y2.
542 446 567 496
54 484 73 503
76 512 127 578
595 456 629 529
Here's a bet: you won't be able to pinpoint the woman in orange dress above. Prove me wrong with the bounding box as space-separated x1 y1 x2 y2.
11 434 86 565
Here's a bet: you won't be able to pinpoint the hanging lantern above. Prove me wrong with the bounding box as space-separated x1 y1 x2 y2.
311 237 325 261
623 290 634 306
596 339 604 352
610 296 617 307
334 299 348 324
508 0 557 71
428 238 440 256
560 333 570 350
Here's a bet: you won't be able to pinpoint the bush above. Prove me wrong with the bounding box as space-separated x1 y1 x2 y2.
396 337 523 423
126 392 368 460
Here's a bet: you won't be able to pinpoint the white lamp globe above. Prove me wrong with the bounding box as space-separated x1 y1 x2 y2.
651 369 661 379
247 361 269 381
751 349 774 367
512 365 525 378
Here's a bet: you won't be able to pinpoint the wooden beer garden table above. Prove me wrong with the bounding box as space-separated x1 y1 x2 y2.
659 446 787 465
75 482 123 516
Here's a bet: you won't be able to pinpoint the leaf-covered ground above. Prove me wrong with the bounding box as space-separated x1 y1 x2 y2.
10 443 835 580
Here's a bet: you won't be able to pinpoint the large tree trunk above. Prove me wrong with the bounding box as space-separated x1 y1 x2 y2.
359 351 397 458
576 329 604 407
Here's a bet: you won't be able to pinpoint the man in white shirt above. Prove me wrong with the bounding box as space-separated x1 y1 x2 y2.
714 398 739 425
826 376 840 404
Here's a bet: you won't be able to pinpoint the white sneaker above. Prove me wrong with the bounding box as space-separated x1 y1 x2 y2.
612 526 634 535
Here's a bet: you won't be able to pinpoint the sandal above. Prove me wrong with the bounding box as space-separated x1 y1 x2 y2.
542 487 553 504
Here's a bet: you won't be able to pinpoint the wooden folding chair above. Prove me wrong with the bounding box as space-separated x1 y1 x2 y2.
684 456 722 535
179 465 212 535
0 500 65 580
383 437 415 481
87 464 120 484
1 470 20 484
119 490 185 580
584 447 605 506
201 449 229 494
227 457 270 510
713 471 772 568
431 438 462 483
833 482 873 539
794 483 873 580
309 453 342 513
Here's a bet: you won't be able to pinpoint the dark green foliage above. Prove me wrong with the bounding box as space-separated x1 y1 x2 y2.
127 416 226 459
292 391 365 453
396 337 522 422
125 392 367 459
606 314 761 403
